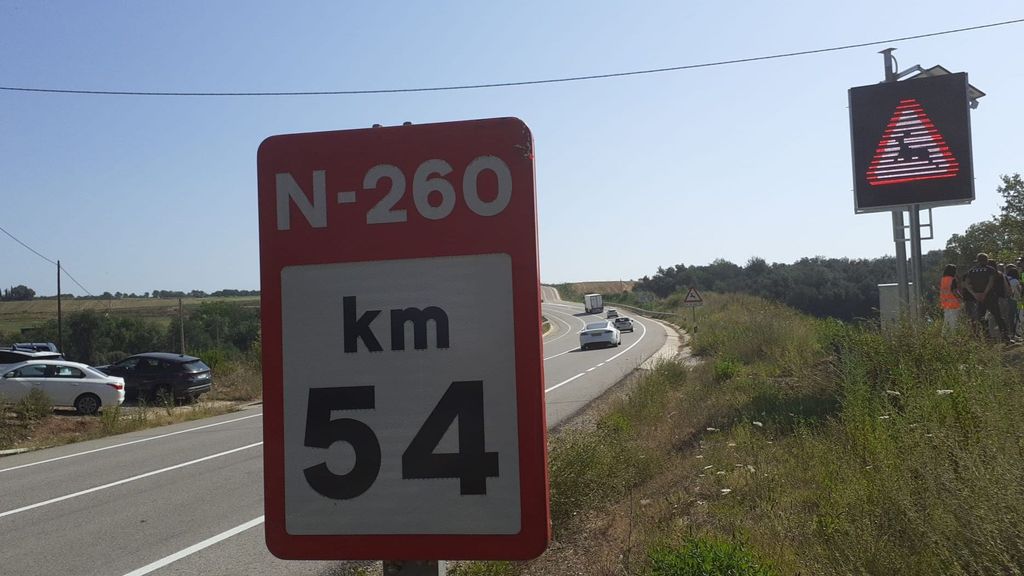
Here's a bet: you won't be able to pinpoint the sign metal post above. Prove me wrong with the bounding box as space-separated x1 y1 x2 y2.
681 287 704 333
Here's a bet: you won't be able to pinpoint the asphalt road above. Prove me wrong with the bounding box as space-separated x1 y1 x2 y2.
0 288 666 575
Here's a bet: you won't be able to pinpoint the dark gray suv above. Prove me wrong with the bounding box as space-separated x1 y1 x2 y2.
97 352 212 401
0 347 63 374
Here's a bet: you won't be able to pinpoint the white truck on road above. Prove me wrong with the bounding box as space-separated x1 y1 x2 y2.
583 293 604 314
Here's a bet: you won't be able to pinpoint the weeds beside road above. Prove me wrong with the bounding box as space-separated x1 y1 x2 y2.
457 291 1024 576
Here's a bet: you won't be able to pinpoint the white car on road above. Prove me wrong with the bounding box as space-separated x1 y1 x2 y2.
0 360 126 415
579 320 622 351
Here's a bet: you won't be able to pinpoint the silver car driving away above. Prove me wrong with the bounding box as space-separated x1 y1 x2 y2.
579 320 621 351
613 316 635 333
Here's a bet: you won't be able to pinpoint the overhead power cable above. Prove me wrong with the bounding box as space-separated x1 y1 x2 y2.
0 18 1021 98
0 224 94 296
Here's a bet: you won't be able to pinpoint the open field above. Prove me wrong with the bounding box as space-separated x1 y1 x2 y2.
561 281 634 295
0 296 259 334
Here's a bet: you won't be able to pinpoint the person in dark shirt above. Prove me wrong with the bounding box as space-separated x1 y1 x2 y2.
963 253 1010 342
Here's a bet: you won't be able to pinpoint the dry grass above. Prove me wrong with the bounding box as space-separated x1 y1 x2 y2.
550 282 635 302
458 290 1024 576
568 281 635 295
0 400 246 451
205 357 262 402
0 295 258 333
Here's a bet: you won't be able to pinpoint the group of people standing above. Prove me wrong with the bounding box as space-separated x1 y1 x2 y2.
940 253 1023 343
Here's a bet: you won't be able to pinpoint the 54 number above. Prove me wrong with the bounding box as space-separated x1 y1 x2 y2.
303 380 499 500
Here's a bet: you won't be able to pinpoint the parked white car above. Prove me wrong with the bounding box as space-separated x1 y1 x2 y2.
579 321 621 351
0 360 126 415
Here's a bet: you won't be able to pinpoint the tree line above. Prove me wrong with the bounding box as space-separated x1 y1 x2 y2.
2 287 259 301
1 300 260 366
625 174 1022 321
628 252 944 321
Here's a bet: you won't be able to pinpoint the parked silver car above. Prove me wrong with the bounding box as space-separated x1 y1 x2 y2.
0 359 126 415
613 316 635 333
579 321 621 351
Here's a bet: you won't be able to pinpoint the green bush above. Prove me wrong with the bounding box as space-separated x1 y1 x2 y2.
14 388 52 421
195 346 230 371
712 357 740 382
207 355 262 401
99 403 156 435
688 293 821 376
648 537 778 576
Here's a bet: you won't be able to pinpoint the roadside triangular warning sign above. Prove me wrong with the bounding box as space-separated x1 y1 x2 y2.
866 98 959 186
683 287 703 304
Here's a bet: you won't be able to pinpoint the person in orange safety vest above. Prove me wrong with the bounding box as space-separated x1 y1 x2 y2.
939 264 962 331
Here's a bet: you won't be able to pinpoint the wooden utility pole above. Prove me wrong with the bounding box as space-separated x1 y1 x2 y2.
57 260 63 352
178 297 185 354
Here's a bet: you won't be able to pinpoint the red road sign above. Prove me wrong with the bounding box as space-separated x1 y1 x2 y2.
682 287 703 306
848 72 974 213
866 98 959 186
257 118 549 560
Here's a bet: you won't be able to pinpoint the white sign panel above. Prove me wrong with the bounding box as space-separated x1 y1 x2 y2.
281 254 520 534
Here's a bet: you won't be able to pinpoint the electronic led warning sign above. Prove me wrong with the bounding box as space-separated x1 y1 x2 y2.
849 72 974 213
257 118 549 561
866 99 959 186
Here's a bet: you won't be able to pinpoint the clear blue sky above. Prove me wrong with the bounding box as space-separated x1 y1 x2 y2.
2 1 1021 296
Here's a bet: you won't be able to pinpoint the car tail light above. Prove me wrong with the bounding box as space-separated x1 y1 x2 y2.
107 382 124 391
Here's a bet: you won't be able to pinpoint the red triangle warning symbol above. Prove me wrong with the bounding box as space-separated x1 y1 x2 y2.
683 287 703 304
866 98 959 186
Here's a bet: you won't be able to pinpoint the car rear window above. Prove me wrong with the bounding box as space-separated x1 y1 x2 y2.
585 322 608 330
182 360 210 372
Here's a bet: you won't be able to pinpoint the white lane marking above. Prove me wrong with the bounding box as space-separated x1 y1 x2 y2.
555 305 586 332
542 309 573 345
121 516 266 576
544 347 580 361
542 305 595 359
544 303 590 325
0 442 263 519
545 372 585 393
0 412 263 474
586 367 597 372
